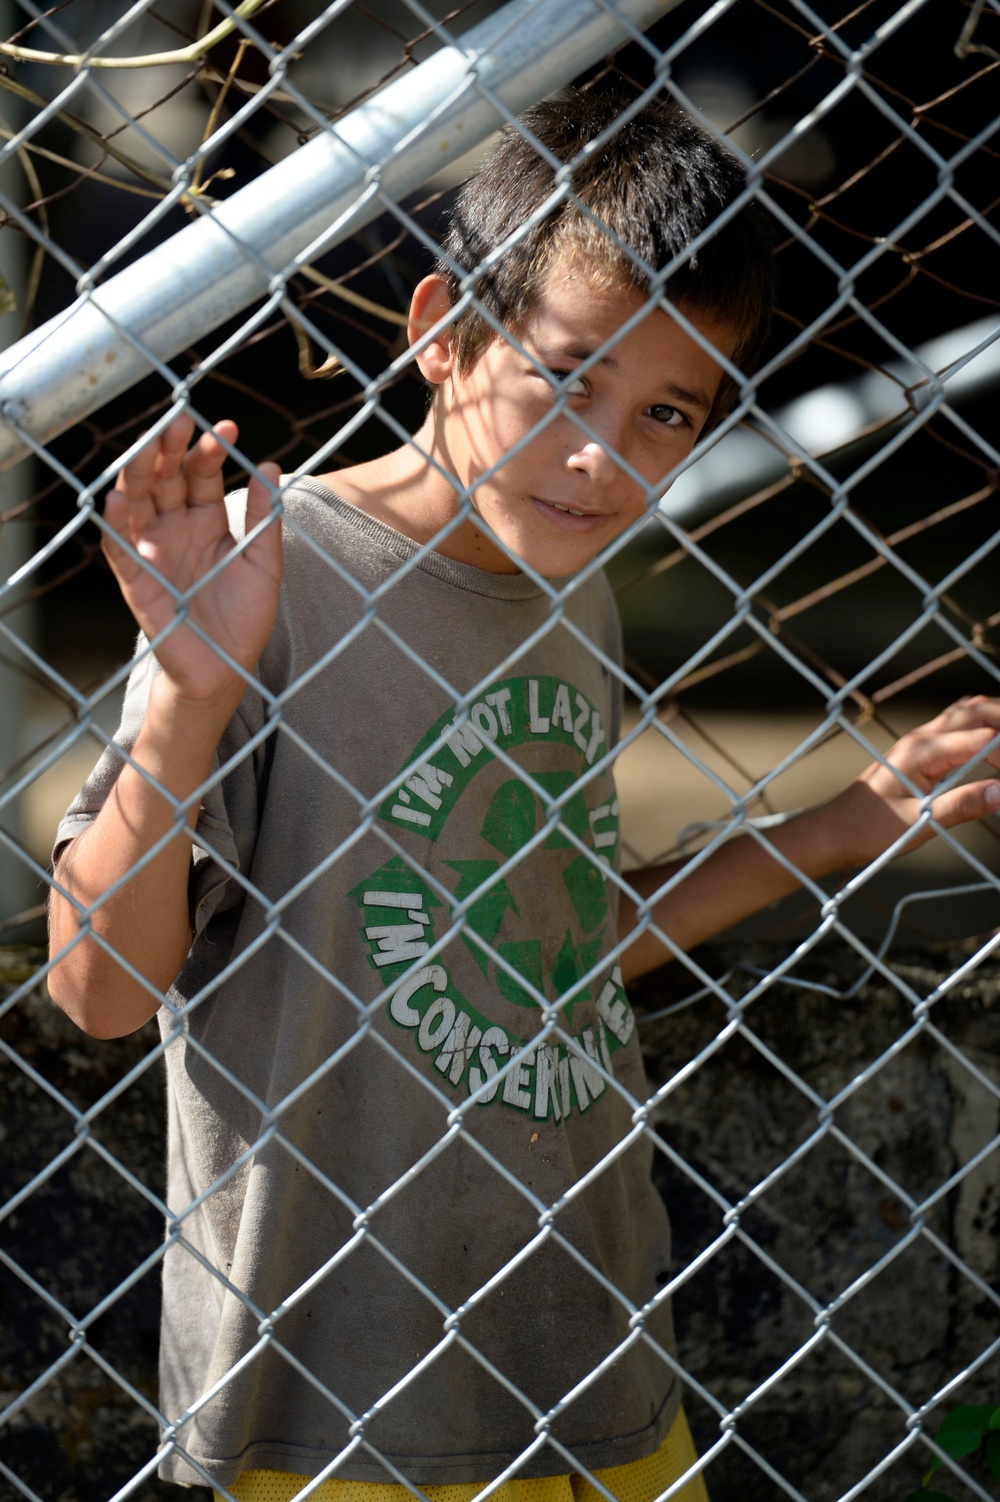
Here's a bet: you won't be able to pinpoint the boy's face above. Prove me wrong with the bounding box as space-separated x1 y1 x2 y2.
420 266 734 576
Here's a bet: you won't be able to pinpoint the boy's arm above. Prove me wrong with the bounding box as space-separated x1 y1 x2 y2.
49 681 240 1037
618 697 1000 983
47 416 281 1038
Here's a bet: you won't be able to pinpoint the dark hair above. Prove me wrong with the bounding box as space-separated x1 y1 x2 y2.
436 87 775 427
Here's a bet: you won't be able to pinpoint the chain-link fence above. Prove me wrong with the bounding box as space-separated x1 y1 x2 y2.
2 1 1000 1499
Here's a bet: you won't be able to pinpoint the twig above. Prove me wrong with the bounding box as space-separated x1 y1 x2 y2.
0 125 166 200
0 73 177 190
3 114 48 336
0 903 47 935
189 36 249 198
286 261 423 378
0 0 270 69
299 264 411 329
955 0 1000 61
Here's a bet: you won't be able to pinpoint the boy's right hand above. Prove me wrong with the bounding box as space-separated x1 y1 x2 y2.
101 414 282 708
50 414 282 1036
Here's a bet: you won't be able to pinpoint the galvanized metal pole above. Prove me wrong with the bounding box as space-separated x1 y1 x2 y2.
0 0 679 472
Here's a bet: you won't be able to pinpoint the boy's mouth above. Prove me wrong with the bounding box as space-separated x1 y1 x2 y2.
533 497 606 532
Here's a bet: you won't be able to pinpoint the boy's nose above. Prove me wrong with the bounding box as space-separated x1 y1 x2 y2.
565 435 624 486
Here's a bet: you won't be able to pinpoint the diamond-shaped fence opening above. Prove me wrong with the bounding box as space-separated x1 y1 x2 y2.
1 1 999 1500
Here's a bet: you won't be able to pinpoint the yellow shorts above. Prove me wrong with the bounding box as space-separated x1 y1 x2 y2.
218 1407 709 1502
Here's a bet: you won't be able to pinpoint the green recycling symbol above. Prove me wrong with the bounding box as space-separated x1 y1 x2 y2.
449 772 610 1021
350 675 634 1119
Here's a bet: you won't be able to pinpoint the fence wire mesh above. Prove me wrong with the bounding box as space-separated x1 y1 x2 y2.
1 0 1000 1499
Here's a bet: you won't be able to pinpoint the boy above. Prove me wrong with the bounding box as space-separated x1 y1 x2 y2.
48 89 1000 1502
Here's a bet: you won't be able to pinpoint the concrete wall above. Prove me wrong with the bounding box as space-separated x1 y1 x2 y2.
2 940 998 1501
633 942 1000 1500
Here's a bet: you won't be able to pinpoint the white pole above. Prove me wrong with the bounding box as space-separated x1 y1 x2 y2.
0 0 680 472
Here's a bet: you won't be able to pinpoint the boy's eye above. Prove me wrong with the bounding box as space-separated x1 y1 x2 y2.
547 369 587 397
648 404 686 429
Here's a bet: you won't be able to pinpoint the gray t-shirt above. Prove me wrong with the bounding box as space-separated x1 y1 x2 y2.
57 480 679 1490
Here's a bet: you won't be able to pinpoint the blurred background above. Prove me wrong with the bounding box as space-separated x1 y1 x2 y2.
1 0 999 945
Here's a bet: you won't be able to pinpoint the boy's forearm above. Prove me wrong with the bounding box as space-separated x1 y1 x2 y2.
48 677 238 1038
619 697 1000 983
618 801 846 982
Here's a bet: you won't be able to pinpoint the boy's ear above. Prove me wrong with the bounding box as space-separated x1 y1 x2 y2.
408 275 456 385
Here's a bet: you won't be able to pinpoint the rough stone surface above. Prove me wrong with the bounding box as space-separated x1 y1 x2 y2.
0 948 209 1502
2 941 999 1501
631 940 1000 1501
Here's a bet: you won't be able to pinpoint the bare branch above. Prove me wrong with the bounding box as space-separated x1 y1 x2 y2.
0 0 271 69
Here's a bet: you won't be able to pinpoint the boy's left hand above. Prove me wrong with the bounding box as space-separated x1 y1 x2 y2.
620 696 1000 981
827 695 1000 868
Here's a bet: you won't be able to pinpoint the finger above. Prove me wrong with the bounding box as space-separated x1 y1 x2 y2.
115 414 196 513
182 419 239 508
101 482 157 556
100 487 146 588
244 462 284 578
245 461 281 530
884 724 1000 788
925 777 1000 830
100 486 128 560
921 695 1000 736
